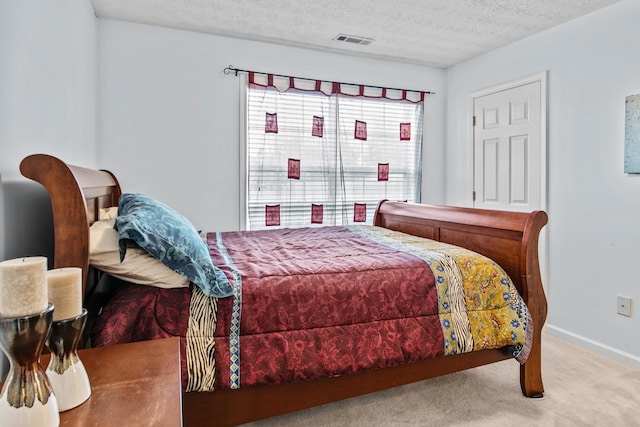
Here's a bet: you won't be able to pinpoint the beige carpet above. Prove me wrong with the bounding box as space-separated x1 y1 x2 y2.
245 333 640 426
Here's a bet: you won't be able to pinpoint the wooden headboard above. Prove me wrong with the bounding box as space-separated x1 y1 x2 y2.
20 153 121 299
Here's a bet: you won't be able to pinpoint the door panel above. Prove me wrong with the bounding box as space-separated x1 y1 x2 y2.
510 135 528 205
483 139 499 202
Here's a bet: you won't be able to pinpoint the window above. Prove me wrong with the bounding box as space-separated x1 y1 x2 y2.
245 80 424 230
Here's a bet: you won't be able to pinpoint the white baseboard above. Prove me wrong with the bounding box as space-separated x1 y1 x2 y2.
545 324 640 369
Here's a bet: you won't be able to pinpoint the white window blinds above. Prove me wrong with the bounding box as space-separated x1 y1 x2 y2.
246 83 424 230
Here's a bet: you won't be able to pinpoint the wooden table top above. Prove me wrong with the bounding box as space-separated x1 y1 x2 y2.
42 338 183 427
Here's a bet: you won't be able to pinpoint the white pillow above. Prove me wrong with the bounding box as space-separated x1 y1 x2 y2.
99 206 119 220
89 219 190 288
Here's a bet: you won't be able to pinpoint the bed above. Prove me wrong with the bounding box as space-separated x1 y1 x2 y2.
19 153 548 426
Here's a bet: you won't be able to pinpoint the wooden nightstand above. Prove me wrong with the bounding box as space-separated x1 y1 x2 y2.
43 337 183 427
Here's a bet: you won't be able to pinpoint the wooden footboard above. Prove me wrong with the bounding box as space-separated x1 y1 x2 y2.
373 200 548 398
19 154 548 427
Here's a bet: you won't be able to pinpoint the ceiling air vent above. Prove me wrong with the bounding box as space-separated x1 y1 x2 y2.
333 34 373 46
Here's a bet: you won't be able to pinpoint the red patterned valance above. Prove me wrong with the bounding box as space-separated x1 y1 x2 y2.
243 70 426 103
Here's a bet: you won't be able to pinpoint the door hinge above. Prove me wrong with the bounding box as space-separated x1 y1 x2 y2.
472 115 476 126
472 191 476 202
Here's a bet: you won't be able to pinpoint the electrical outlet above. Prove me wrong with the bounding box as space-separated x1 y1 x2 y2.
617 296 632 317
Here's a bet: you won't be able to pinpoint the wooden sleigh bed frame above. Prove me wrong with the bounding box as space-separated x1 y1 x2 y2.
20 153 548 426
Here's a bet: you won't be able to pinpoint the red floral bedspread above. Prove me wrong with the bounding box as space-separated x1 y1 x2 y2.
90 283 192 386
209 226 443 390
92 225 531 392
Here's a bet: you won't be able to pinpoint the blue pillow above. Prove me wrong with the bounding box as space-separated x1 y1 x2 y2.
115 193 233 298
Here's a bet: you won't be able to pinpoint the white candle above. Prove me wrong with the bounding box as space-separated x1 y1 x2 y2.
47 267 82 321
0 257 48 317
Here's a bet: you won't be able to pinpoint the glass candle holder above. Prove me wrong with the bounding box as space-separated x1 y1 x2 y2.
0 304 60 427
46 308 91 411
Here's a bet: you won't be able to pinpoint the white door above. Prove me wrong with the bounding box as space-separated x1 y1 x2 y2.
472 74 548 293
473 80 543 213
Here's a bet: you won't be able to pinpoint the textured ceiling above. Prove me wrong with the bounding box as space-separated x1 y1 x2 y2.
90 0 620 68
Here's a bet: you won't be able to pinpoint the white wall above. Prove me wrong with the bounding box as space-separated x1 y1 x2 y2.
0 0 98 259
97 20 447 232
0 0 98 379
446 0 640 365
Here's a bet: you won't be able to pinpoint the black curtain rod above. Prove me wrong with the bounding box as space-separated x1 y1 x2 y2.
223 65 435 95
